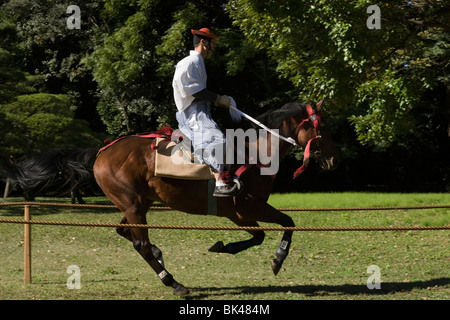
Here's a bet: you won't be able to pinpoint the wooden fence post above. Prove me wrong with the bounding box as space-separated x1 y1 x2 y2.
24 205 31 283
3 178 10 199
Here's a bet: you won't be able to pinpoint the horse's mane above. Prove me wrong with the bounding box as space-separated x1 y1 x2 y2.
255 101 308 128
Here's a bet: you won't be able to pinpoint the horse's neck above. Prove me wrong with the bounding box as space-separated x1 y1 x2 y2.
254 131 293 162
233 123 294 168
265 121 294 157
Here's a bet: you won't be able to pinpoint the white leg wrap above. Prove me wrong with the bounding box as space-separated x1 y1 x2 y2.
158 270 169 280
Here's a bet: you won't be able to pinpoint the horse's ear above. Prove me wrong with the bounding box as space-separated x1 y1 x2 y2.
316 99 324 111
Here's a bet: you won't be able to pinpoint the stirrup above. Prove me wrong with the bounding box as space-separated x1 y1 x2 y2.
213 177 243 197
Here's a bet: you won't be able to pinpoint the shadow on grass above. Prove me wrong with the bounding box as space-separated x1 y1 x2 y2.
0 199 119 216
184 277 450 299
0 205 65 216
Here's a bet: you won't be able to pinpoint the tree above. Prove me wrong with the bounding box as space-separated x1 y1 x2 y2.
0 21 26 103
88 0 296 136
1 0 104 129
0 3 104 157
227 0 450 146
2 93 102 155
2 0 447 190
88 0 183 136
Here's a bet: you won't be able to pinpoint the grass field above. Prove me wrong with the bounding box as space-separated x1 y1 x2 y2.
0 192 449 300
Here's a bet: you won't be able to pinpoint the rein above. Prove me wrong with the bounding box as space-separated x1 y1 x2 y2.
231 104 322 179
229 105 298 146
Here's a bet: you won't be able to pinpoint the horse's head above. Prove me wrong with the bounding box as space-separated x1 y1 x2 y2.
288 100 338 178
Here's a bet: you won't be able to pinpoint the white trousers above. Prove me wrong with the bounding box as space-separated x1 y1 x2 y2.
176 101 226 173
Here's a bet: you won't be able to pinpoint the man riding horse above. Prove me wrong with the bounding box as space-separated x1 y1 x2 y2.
94 26 338 296
172 28 240 197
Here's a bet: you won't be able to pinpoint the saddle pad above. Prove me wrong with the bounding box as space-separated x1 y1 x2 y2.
154 138 214 180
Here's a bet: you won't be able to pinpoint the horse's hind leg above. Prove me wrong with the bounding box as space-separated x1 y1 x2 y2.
116 216 165 267
124 211 188 296
107 190 185 295
208 216 265 254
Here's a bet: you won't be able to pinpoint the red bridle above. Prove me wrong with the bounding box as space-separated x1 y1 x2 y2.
292 105 322 179
233 104 324 180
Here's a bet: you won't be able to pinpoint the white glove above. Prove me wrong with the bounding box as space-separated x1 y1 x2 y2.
215 95 232 108
229 97 242 122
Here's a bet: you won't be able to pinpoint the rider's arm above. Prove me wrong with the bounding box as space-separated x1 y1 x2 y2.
192 88 218 103
193 89 231 108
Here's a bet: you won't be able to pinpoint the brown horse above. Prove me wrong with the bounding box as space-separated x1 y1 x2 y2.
93 100 338 295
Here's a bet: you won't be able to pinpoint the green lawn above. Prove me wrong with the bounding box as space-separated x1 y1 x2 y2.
0 193 449 300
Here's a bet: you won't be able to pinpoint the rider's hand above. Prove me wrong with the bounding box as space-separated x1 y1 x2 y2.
215 95 232 108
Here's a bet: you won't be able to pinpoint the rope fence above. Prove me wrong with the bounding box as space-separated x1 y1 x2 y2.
0 201 449 232
1 201 450 211
0 217 449 231
0 201 448 284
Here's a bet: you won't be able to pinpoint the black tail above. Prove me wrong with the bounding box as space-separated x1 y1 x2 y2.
0 148 99 198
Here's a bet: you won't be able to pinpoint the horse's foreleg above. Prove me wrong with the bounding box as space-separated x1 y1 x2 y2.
70 188 86 204
236 198 295 275
70 190 75 204
208 217 265 254
271 228 293 275
76 192 85 204
267 209 294 275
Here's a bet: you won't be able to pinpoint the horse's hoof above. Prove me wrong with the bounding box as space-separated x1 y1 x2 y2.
271 259 281 276
208 241 225 252
173 283 189 296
